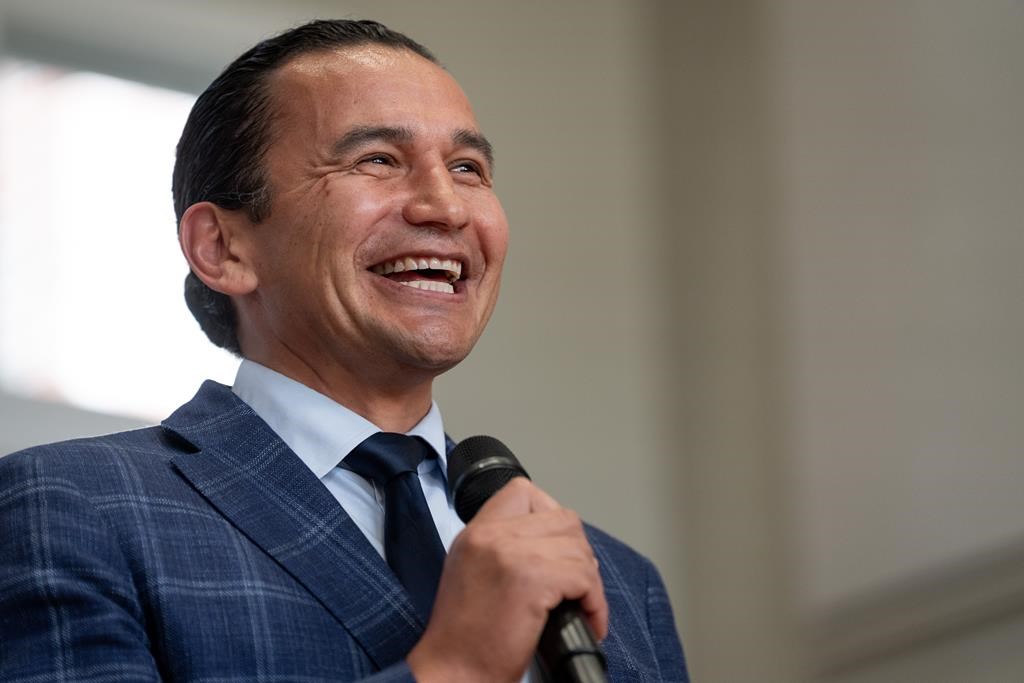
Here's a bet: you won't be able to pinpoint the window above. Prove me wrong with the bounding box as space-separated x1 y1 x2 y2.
0 59 237 421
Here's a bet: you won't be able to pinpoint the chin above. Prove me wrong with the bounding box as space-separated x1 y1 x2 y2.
398 330 478 374
404 345 471 374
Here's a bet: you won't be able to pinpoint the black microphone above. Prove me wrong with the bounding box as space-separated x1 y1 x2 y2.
447 436 609 683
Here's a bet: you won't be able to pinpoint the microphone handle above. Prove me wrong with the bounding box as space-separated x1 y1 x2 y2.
536 600 608 683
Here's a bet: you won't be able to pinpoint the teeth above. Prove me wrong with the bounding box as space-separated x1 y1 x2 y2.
400 280 455 294
372 255 464 282
441 259 462 281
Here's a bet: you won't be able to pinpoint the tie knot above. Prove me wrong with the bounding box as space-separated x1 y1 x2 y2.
344 432 435 485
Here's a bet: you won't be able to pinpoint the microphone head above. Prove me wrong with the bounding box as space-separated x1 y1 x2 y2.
448 435 530 522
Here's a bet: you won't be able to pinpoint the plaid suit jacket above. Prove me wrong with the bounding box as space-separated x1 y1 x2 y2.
0 381 687 681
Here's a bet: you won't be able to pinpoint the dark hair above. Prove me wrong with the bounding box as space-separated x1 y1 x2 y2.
172 19 438 355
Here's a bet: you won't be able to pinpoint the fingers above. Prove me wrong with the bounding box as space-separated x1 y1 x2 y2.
578 562 609 640
525 481 561 513
514 537 607 640
471 477 559 521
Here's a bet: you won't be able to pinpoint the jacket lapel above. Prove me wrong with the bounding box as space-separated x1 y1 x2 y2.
163 381 423 671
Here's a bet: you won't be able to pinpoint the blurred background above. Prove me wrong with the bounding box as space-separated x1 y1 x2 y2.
1 1 1023 680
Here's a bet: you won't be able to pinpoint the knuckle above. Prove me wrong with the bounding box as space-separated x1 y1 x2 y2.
560 508 583 531
459 523 495 554
493 543 519 572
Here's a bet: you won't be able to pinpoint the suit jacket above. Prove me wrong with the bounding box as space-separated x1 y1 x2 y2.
0 381 688 681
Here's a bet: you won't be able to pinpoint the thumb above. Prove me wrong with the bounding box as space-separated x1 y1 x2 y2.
471 477 559 522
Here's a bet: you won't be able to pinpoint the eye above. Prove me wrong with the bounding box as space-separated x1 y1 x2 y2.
354 153 401 177
358 153 396 167
450 161 480 174
450 160 485 178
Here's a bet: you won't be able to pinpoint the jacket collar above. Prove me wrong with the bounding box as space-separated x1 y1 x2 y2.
162 380 423 670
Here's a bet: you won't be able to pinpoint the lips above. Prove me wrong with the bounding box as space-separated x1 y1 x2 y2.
370 255 464 294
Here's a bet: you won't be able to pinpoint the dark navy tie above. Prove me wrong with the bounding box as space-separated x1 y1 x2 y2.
343 432 447 621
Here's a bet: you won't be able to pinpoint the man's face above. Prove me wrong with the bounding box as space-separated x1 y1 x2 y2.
240 46 508 387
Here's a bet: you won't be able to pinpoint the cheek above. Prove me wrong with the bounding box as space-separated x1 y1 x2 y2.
323 174 398 218
281 184 381 274
481 205 510 268
322 184 397 248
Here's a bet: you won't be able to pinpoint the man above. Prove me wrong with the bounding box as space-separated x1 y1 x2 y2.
0 20 687 682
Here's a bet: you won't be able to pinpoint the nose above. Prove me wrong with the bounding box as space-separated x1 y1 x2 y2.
402 164 470 230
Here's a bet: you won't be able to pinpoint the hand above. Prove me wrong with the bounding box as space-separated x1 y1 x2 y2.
407 478 607 683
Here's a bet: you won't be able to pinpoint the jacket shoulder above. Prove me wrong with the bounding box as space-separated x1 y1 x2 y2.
583 522 690 681
0 426 195 494
584 522 655 575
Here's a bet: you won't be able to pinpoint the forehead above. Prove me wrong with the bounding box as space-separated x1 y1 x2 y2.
266 45 479 138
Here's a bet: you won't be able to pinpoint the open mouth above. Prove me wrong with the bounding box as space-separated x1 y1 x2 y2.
370 256 464 294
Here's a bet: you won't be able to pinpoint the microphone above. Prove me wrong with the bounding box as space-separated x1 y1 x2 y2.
447 436 609 683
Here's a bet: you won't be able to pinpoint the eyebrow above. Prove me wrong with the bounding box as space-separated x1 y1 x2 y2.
331 125 414 158
330 125 495 170
453 128 495 170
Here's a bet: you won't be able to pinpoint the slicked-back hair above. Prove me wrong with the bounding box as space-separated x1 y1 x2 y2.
172 19 438 355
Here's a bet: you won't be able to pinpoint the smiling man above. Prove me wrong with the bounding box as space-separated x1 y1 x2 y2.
0 20 687 683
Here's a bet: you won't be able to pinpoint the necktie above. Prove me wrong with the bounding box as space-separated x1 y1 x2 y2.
343 432 447 621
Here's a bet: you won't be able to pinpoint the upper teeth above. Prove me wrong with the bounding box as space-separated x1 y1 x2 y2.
371 256 462 283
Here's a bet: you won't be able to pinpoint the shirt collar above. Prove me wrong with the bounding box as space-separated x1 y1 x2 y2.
231 359 449 480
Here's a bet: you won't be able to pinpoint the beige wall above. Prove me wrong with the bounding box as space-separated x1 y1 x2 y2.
773 0 1024 610
829 612 1024 683
4 1 1024 680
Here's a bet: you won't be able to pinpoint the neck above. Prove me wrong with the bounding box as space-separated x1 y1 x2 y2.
331 383 435 433
242 356 436 435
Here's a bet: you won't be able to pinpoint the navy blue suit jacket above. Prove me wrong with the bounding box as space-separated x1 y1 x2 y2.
0 381 687 681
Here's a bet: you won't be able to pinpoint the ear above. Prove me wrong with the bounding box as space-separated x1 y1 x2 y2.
178 202 258 296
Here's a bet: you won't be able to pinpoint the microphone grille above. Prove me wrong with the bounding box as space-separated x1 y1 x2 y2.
448 436 529 522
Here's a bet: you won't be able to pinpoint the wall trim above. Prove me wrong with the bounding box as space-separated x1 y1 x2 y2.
808 537 1024 677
